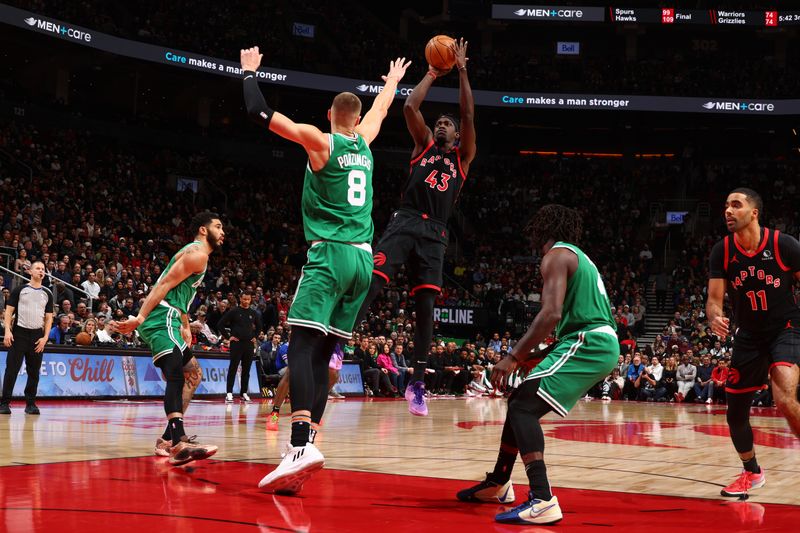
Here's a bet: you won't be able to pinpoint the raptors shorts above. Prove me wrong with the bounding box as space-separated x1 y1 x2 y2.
726 323 800 394
372 209 448 295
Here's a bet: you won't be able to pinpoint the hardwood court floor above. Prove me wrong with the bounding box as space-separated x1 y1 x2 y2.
0 396 797 532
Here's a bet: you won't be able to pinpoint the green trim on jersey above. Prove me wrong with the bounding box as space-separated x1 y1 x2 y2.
550 242 615 338
302 132 374 244
157 241 206 314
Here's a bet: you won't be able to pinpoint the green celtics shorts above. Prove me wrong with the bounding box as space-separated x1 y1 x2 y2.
139 303 188 361
288 240 372 339
522 325 618 416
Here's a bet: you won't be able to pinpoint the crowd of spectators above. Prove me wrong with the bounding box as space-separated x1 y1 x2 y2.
1 115 798 401
11 0 800 98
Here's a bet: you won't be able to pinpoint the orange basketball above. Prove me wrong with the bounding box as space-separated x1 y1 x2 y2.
75 332 92 345
425 35 456 71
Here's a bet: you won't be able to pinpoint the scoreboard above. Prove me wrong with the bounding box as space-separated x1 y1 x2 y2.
492 5 800 26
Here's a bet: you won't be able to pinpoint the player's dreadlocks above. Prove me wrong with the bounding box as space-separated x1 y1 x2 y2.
526 204 583 250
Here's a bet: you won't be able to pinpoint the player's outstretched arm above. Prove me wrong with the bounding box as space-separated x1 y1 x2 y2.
453 38 476 171
240 46 328 155
404 63 447 156
356 57 411 145
112 249 207 333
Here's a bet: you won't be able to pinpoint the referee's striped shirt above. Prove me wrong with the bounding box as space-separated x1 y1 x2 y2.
7 284 54 330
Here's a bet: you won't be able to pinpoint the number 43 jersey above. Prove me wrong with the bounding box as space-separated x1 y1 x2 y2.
302 132 374 244
709 227 800 333
400 139 466 223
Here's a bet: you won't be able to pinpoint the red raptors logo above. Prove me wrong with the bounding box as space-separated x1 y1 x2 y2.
727 368 741 385
373 252 386 267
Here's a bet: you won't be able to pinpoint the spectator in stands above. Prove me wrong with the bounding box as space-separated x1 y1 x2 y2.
640 355 664 401
711 358 729 404
81 271 101 303
488 333 502 352
77 318 98 346
391 343 412 392
624 352 646 400
693 355 715 404
95 316 114 344
675 353 696 402
191 310 220 346
658 355 678 402
376 343 400 394
601 368 624 401
48 315 70 345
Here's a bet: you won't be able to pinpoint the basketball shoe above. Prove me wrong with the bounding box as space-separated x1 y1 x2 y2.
407 381 428 416
266 411 280 431
169 435 219 466
242 393 252 403
154 437 172 457
258 443 325 494
457 473 516 503
721 469 766 497
495 493 562 525
225 393 234 403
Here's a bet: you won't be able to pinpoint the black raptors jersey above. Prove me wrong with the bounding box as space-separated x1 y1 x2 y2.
400 139 466 222
709 227 800 332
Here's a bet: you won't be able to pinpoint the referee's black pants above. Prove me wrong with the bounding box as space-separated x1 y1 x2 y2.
2 327 45 405
227 340 254 395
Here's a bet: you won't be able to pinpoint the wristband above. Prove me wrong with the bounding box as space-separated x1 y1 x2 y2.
427 70 437 79
458 66 467 71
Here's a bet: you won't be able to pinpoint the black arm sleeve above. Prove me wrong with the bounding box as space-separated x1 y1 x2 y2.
709 240 726 279
243 71 273 128
777 232 800 272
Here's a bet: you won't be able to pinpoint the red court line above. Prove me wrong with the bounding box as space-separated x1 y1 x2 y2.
0 458 795 532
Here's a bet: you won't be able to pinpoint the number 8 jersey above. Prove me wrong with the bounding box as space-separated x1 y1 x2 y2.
709 227 800 333
302 132 374 244
400 139 466 222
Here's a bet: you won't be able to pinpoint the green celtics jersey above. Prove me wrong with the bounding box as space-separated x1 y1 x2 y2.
550 242 615 338
302 132 373 243
157 241 205 313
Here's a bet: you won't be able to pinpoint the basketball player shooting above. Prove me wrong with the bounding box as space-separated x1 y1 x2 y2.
706 188 800 498
355 38 475 417
239 45 410 493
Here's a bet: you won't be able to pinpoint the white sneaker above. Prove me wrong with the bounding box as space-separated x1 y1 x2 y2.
242 393 252 403
258 443 325 494
706 398 713 404
225 393 234 403
495 494 562 525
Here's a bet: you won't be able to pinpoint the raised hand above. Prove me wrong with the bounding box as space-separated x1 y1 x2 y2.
240 46 264 72
452 38 469 70
382 57 412 83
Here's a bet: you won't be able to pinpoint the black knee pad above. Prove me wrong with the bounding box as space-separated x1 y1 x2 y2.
156 347 186 384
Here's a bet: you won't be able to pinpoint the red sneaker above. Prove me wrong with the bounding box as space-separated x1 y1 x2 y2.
721 469 766 497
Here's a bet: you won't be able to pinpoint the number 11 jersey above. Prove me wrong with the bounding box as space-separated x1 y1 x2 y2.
709 227 800 333
302 132 374 244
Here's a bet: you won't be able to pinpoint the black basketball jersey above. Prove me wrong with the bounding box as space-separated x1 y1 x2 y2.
399 139 466 222
709 227 800 332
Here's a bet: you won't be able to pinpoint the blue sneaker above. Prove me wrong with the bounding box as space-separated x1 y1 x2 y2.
408 381 428 416
495 493 562 525
457 473 515 503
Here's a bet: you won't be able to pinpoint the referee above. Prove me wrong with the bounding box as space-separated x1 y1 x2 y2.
217 291 260 403
1 261 54 415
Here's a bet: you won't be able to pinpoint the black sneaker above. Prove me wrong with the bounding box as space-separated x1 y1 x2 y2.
457 473 516 503
0 404 10 415
24 404 40 415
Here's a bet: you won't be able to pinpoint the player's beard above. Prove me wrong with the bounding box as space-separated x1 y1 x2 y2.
207 232 223 250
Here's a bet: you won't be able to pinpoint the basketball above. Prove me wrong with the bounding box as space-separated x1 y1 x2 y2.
425 35 456 71
75 332 92 345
